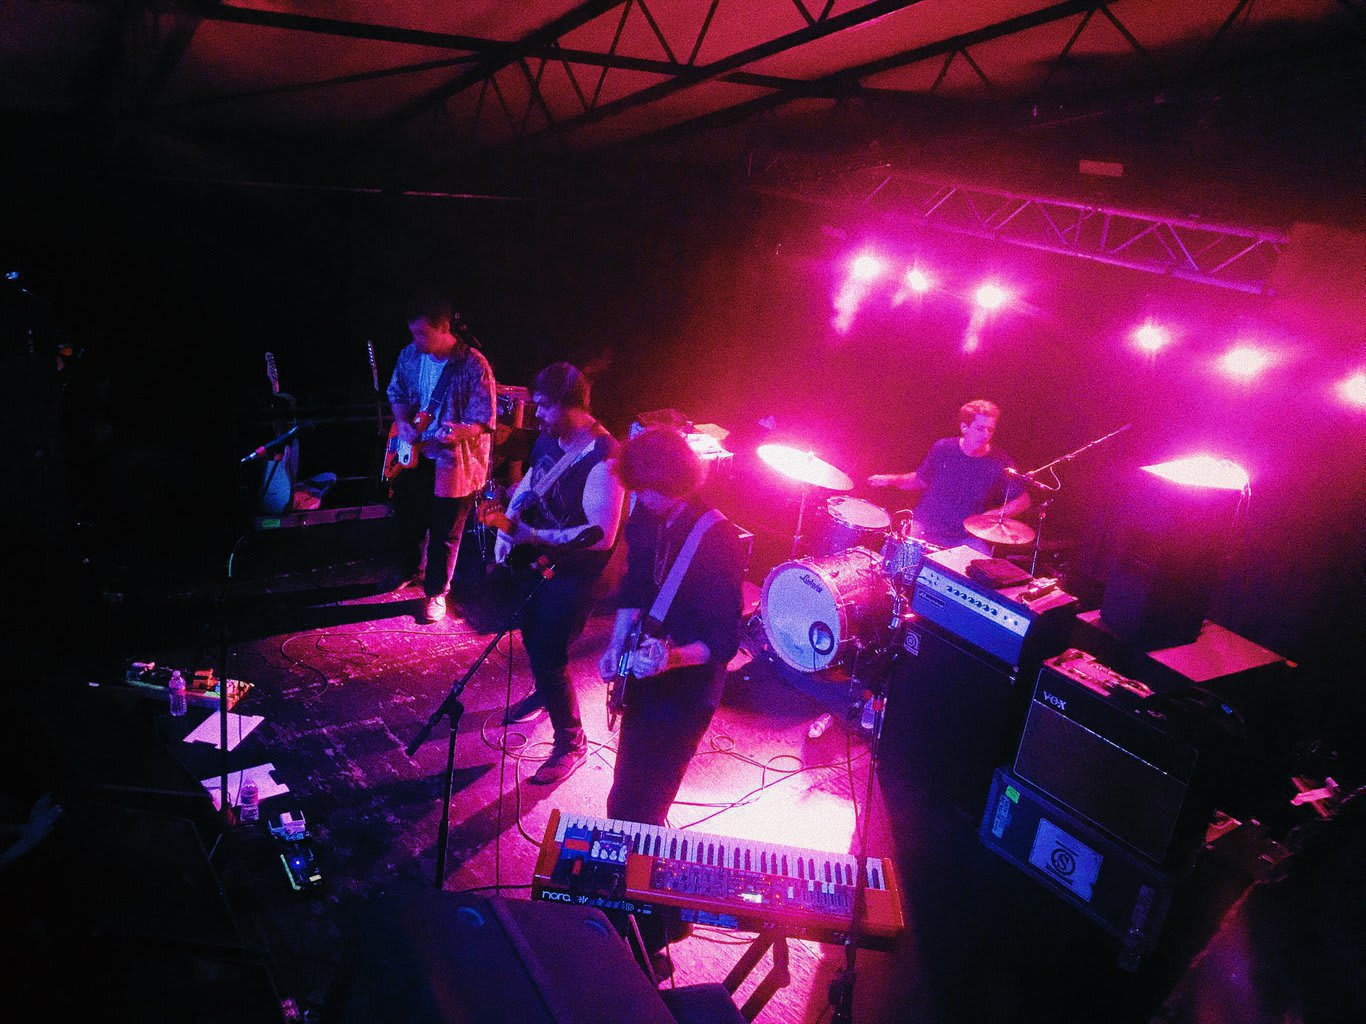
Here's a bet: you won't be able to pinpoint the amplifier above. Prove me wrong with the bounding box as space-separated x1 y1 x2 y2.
910 545 1076 666
1014 650 1205 868
980 768 1181 970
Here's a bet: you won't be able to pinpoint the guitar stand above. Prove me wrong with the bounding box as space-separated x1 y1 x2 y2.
722 927 792 1021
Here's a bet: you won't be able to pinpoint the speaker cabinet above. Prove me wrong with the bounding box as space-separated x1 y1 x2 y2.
1101 471 1240 649
883 619 1022 813
1014 652 1205 868
336 892 677 1024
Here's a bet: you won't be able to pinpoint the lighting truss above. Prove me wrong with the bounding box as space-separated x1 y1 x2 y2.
755 161 1289 294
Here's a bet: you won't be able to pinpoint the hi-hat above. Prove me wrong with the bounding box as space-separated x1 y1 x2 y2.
757 444 853 492
963 513 1036 546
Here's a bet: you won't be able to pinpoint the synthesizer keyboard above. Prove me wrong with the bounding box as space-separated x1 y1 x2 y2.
532 810 904 948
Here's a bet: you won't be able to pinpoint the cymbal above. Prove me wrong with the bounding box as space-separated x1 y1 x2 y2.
757 444 853 492
963 513 1036 546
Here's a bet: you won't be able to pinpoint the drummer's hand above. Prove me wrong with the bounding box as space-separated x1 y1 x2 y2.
867 474 893 488
631 638 672 678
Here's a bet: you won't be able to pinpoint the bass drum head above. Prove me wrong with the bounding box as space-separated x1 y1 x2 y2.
760 548 890 674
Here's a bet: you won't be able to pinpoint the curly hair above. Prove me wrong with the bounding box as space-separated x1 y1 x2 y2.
614 427 704 499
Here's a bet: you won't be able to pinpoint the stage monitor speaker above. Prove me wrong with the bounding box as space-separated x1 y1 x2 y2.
883 619 1022 814
335 892 678 1024
980 767 1181 970
1101 470 1241 649
1014 652 1205 868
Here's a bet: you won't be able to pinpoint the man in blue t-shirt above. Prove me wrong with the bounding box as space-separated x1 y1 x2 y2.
868 399 1031 550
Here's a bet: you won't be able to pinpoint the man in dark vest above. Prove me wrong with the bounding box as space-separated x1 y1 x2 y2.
495 363 624 785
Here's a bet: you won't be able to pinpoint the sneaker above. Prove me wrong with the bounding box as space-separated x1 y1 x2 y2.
529 741 587 786
502 692 547 726
423 594 447 622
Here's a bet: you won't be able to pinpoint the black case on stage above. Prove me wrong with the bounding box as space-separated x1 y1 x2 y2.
979 768 1182 969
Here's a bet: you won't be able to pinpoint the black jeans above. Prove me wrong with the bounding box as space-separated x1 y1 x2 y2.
606 690 715 826
519 569 599 749
392 462 474 599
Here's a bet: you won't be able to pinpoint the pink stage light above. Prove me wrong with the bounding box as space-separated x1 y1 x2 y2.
905 267 932 294
973 282 1010 311
1141 455 1250 491
849 252 888 283
1132 322 1172 354
831 252 889 334
1336 370 1366 410
1219 344 1273 380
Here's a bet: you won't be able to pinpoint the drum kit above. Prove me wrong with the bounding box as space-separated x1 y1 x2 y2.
755 443 1037 679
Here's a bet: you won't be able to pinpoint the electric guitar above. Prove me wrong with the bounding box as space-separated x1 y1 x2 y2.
382 411 434 481
605 621 644 732
476 489 551 566
604 624 672 732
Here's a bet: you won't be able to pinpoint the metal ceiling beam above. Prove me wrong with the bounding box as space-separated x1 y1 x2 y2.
523 0 933 142
625 0 1110 150
758 169 1289 293
383 0 628 129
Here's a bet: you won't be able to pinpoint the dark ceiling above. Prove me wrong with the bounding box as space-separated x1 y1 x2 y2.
4 1 1361 210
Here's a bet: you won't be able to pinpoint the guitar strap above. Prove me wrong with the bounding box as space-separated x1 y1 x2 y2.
510 432 599 524
647 509 725 630
421 352 463 422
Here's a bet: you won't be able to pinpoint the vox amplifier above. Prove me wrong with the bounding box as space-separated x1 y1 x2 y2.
1014 650 1206 868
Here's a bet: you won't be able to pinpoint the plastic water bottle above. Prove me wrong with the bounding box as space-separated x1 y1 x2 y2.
239 777 260 824
168 669 187 717
860 695 881 732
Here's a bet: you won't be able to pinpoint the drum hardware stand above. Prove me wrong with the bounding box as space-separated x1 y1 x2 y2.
828 638 900 1024
1009 423 1131 577
791 483 812 558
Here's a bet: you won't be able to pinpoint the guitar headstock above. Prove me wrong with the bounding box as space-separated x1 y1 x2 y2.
366 340 379 391
264 352 280 396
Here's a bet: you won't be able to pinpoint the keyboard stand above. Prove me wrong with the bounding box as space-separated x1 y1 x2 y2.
723 928 791 1022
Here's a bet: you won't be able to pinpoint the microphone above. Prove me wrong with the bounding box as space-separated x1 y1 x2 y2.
240 422 312 463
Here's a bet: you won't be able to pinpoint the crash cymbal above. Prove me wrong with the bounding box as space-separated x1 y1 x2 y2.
757 443 853 492
963 513 1036 546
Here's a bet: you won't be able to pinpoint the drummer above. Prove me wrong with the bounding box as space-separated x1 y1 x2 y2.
867 399 1030 552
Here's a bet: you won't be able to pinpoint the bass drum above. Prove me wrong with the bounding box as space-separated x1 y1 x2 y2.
760 548 894 675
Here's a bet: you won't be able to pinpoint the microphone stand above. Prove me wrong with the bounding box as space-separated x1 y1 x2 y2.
406 558 557 891
828 640 900 1024
1008 423 1131 577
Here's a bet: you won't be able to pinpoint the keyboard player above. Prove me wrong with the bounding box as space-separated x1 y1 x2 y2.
596 428 744 963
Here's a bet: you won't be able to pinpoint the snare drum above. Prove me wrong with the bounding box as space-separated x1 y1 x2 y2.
814 496 891 555
760 548 894 675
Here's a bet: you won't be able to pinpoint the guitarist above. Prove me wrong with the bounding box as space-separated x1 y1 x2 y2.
598 427 744 825
493 363 624 786
385 296 496 623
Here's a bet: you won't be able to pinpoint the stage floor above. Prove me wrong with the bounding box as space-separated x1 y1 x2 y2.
9 559 1259 1023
